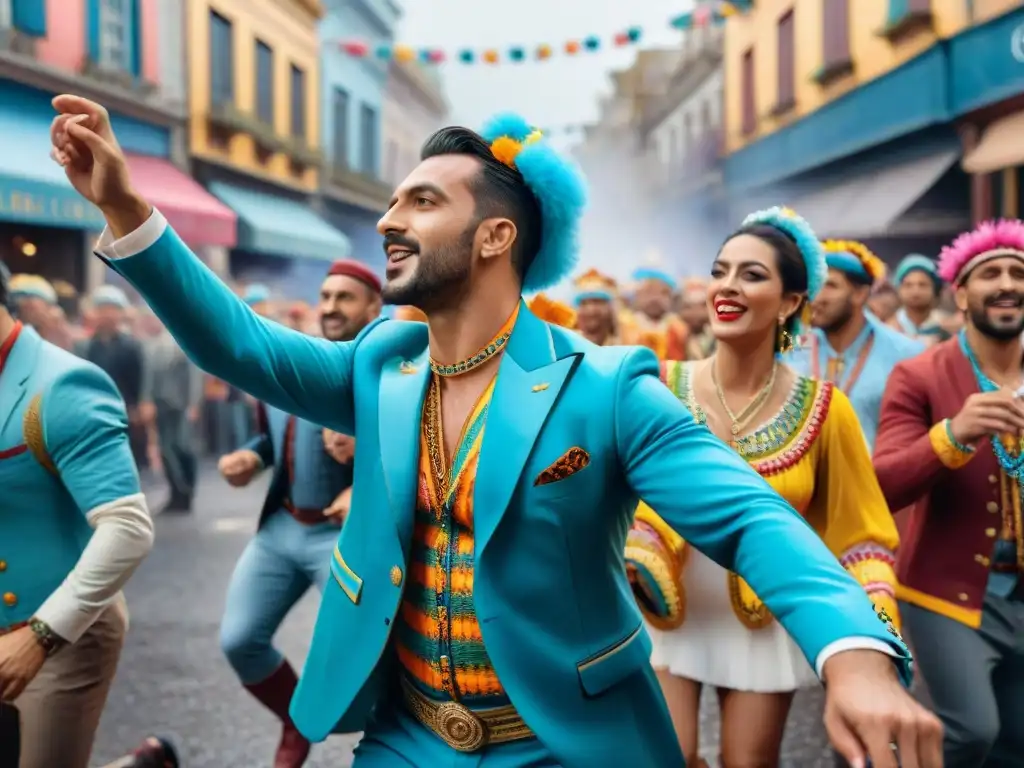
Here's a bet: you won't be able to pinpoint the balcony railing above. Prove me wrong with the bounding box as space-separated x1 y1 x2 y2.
0 26 37 57
327 164 392 208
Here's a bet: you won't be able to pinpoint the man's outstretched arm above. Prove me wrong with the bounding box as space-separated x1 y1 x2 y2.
94 207 371 433
613 348 942 768
50 94 366 433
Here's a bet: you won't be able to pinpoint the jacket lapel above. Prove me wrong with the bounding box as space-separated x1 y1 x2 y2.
0 327 40 438
474 302 581 557
378 340 430 559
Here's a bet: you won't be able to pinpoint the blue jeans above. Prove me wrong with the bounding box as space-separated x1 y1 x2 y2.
220 510 339 684
354 705 561 768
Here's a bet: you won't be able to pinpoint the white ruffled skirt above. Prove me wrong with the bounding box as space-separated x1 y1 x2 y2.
647 548 819 692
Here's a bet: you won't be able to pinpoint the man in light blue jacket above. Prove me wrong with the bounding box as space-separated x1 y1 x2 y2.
49 94 941 768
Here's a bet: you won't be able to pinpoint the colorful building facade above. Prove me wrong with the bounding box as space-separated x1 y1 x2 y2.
318 0 400 277
0 0 233 296
721 0 1024 261
185 0 349 296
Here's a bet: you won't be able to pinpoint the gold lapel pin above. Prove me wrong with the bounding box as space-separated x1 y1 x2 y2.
399 361 418 374
531 383 550 392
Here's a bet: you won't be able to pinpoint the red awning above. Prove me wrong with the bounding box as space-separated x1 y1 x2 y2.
124 154 237 247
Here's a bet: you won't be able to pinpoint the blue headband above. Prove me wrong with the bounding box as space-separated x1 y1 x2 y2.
632 268 677 290
826 252 871 282
895 254 940 286
573 289 614 306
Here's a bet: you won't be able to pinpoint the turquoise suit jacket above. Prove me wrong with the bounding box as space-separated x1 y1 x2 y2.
0 325 140 631
242 403 353 528
102 222 911 768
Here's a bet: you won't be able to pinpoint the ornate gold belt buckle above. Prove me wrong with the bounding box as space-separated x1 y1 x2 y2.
432 701 488 752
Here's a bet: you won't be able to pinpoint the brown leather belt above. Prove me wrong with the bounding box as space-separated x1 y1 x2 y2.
0 622 27 637
283 500 326 525
992 562 1019 574
400 677 534 752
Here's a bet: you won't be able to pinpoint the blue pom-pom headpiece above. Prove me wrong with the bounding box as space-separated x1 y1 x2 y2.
741 206 826 337
479 113 588 293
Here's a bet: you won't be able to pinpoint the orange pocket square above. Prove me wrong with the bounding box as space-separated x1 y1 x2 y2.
534 447 590 486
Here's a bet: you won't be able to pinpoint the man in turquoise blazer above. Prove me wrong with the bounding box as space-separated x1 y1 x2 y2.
51 95 941 768
0 264 154 768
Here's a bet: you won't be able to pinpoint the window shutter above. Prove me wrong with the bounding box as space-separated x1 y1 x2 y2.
11 0 47 37
86 0 100 63
129 0 142 76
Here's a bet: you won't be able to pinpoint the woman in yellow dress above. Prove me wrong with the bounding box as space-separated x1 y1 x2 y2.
626 207 901 767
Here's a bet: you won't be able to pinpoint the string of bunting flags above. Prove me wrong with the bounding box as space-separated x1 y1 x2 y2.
335 2 749 66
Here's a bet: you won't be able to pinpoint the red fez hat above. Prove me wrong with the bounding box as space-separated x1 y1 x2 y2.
327 259 381 294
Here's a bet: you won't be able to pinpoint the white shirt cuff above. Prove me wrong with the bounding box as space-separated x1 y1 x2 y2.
95 207 168 260
34 493 154 643
814 636 898 679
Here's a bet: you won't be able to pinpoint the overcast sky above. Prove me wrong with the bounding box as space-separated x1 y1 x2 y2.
397 0 692 144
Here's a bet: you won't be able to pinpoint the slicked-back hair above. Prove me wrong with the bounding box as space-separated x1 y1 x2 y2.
420 126 543 281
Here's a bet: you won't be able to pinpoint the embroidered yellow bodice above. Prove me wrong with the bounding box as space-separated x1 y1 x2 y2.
639 361 901 630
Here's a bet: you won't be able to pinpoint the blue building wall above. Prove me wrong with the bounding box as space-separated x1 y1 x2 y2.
723 6 1024 194
319 0 400 179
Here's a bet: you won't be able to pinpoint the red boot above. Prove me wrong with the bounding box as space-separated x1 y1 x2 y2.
244 661 311 768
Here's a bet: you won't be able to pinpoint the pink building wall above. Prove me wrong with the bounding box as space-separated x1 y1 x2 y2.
140 0 160 84
33 0 161 85
35 0 86 73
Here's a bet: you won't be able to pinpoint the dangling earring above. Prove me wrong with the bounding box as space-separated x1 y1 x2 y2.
776 316 794 354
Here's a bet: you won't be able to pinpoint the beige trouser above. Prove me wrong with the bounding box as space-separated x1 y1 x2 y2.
16 595 128 768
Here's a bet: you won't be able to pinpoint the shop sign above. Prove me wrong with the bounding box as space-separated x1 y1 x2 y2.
0 187 105 228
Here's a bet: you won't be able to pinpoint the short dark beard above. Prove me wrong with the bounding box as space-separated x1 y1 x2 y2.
818 299 855 335
381 223 477 312
968 306 1024 341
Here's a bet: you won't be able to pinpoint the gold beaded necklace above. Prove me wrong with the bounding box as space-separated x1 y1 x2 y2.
429 304 520 377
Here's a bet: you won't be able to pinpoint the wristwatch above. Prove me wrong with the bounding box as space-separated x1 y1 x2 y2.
28 618 67 657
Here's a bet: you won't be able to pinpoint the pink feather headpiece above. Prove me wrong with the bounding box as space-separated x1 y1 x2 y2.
937 219 1024 284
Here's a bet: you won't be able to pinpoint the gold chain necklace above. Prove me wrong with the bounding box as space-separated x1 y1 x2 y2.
424 374 449 512
429 304 520 377
711 358 778 436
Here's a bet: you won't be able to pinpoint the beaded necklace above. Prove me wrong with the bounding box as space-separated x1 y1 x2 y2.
958 329 1024 477
429 304 519 377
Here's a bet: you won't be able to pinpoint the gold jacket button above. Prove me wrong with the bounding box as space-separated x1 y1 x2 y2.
975 554 991 566
989 474 998 484
390 566 403 587
2 592 16 607
987 501 999 513
986 528 997 538
0 561 7 572
957 592 970 602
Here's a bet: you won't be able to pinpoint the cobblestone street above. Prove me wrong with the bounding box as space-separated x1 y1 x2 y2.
91 464 835 767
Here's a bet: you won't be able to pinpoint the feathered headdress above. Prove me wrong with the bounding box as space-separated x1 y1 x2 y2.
573 268 618 305
822 239 887 286
741 206 826 338
937 219 1024 285
527 293 577 329
479 113 588 293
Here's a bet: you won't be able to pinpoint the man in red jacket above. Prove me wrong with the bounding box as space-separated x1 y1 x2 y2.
874 220 1024 767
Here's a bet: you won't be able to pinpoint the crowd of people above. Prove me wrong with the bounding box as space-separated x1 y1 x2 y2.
4 91 1022 768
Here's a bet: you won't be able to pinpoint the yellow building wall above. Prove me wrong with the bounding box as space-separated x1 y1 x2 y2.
723 0 1024 156
187 0 322 191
